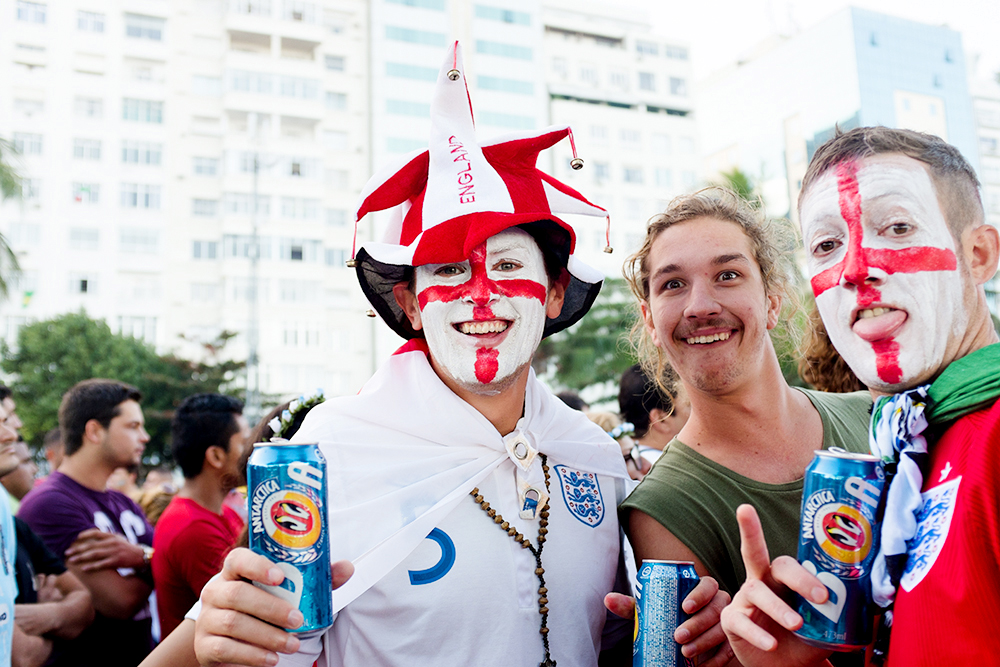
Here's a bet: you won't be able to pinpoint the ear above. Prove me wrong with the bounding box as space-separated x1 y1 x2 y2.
765 293 782 330
545 276 567 319
205 445 227 470
647 407 671 433
965 223 1000 286
392 282 423 331
639 300 661 348
83 419 105 446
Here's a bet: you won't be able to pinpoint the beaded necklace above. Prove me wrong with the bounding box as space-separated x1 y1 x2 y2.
470 453 555 667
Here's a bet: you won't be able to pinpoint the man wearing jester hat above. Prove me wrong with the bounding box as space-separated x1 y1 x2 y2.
192 43 727 667
721 128 1000 665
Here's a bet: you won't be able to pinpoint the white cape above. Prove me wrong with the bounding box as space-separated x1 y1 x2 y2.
291 344 629 612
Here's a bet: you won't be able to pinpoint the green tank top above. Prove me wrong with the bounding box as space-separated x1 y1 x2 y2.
620 388 872 597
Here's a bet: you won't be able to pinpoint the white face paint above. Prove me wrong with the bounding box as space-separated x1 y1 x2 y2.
414 228 550 395
799 154 970 392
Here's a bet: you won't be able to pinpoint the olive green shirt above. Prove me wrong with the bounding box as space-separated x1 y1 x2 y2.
620 388 872 597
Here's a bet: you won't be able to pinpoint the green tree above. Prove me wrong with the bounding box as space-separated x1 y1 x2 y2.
1 312 245 464
533 278 638 403
0 137 23 298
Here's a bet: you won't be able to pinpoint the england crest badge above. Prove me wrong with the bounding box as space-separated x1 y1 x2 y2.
554 465 604 527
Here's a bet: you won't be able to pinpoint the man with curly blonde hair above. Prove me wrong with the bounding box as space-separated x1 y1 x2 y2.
619 187 872 605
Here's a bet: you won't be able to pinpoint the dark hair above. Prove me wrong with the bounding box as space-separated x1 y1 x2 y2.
59 379 142 456
171 393 244 478
800 126 983 239
0 385 12 402
555 391 588 411
43 428 62 449
618 364 676 438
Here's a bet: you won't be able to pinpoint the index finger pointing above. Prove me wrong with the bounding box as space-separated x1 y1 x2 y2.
736 504 771 582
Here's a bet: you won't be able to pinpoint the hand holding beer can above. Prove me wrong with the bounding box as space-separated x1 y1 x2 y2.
633 560 699 667
248 441 333 633
795 448 885 651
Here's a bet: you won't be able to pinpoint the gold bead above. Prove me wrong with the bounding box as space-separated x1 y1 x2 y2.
474 494 482 502
514 533 523 542
521 540 530 548
480 501 490 509
508 527 517 536
535 567 545 576
345 258 357 268
539 606 549 614
501 521 509 529
487 508 496 517
539 596 548 605
537 535 546 544
539 510 549 518
570 157 584 170
494 515 503 524
540 627 549 635
603 245 614 254
447 69 461 81
538 527 548 535
538 587 547 595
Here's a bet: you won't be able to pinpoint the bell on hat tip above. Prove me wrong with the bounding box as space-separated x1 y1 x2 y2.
345 258 357 268
603 245 614 254
447 69 461 81
570 157 584 170
365 309 377 318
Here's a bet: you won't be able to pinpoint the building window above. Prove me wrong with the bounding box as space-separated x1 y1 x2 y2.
609 70 628 90
69 227 99 250
326 209 347 226
655 167 673 188
77 10 104 31
22 179 40 201
13 99 44 116
75 96 103 118
124 13 165 41
476 40 532 61
638 72 655 91
122 99 164 123
619 128 641 147
120 228 159 254
623 167 644 184
191 283 221 303
192 76 222 96
121 141 162 165
385 25 447 47
477 76 533 95
279 76 319 99
281 197 320 219
593 162 610 182
870 32 878 46
70 275 94 294
325 248 347 267
386 62 437 81
120 183 161 209
590 125 608 143
193 157 219 175
386 99 430 117
192 199 219 216
72 182 100 203
12 132 43 155
669 77 687 96
325 91 347 110
386 137 425 153
16 1 46 23
228 70 273 94
224 193 270 216
231 0 271 16
117 316 157 342
324 54 345 71
474 5 529 24
192 240 219 259
579 65 598 86
478 111 534 130
284 1 316 23
664 45 688 60
72 138 101 160
636 40 658 56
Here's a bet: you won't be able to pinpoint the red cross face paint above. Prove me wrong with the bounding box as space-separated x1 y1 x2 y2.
414 228 549 395
799 154 969 391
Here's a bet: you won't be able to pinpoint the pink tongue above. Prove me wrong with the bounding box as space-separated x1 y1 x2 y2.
852 309 907 342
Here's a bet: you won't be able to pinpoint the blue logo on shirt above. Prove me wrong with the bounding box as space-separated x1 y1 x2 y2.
554 465 604 527
408 528 456 585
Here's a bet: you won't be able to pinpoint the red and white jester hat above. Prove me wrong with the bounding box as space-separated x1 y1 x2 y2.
351 41 610 340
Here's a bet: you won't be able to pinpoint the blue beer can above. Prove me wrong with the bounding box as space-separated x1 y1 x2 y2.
795 448 885 651
633 560 699 667
248 441 333 633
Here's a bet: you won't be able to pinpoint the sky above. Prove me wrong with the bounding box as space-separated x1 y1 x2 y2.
646 0 1000 82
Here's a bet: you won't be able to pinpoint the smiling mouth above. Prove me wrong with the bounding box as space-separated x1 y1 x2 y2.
456 320 510 335
685 331 732 345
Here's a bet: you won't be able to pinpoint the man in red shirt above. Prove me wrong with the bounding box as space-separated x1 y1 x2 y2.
153 394 248 638
720 128 1000 664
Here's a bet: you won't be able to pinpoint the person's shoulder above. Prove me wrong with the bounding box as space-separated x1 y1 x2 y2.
19 473 77 512
800 387 872 410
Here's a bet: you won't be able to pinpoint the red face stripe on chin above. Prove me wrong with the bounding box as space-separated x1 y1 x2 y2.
417 242 548 309
810 160 958 384
475 348 499 383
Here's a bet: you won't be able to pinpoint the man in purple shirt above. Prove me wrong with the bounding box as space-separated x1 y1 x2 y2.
19 379 155 667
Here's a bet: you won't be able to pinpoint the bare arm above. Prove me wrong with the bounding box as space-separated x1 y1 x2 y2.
15 571 95 639
12 624 52 667
139 619 198 667
67 564 152 620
